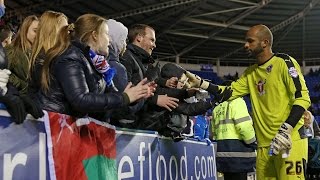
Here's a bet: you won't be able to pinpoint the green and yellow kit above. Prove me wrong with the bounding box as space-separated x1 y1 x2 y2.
221 53 310 179
227 54 310 147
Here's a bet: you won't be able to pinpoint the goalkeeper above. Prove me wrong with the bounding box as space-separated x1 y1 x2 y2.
183 25 310 180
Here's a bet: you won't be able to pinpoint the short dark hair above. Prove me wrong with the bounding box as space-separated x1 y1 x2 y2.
0 25 13 42
127 24 154 43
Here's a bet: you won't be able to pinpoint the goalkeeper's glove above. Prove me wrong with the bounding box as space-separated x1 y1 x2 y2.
183 71 210 89
271 122 293 155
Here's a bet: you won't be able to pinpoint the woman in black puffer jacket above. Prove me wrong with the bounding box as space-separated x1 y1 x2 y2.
39 14 153 120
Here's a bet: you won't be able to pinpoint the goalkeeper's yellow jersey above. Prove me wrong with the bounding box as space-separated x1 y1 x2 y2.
225 53 310 147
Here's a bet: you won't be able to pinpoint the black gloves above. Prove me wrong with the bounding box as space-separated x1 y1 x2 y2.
211 87 232 105
0 94 27 124
20 95 44 119
0 94 44 124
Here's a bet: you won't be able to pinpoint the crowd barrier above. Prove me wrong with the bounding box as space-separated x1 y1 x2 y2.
0 110 217 180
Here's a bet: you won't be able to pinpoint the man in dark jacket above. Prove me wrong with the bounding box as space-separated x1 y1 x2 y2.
120 24 189 128
121 24 181 110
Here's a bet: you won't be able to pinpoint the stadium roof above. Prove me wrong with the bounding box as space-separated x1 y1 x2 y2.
5 0 320 65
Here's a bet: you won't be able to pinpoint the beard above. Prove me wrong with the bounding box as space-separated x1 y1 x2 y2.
247 46 263 58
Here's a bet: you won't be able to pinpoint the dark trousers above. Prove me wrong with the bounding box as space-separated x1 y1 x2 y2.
224 172 247 180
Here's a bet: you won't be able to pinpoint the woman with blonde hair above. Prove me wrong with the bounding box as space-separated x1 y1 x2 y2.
6 15 38 94
29 10 68 96
40 14 154 119
3 15 44 123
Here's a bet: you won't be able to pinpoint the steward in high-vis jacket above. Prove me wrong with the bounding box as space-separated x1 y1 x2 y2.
212 96 256 180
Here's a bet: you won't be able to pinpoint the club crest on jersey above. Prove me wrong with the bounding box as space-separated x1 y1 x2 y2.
256 79 266 96
266 64 273 73
288 67 298 78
